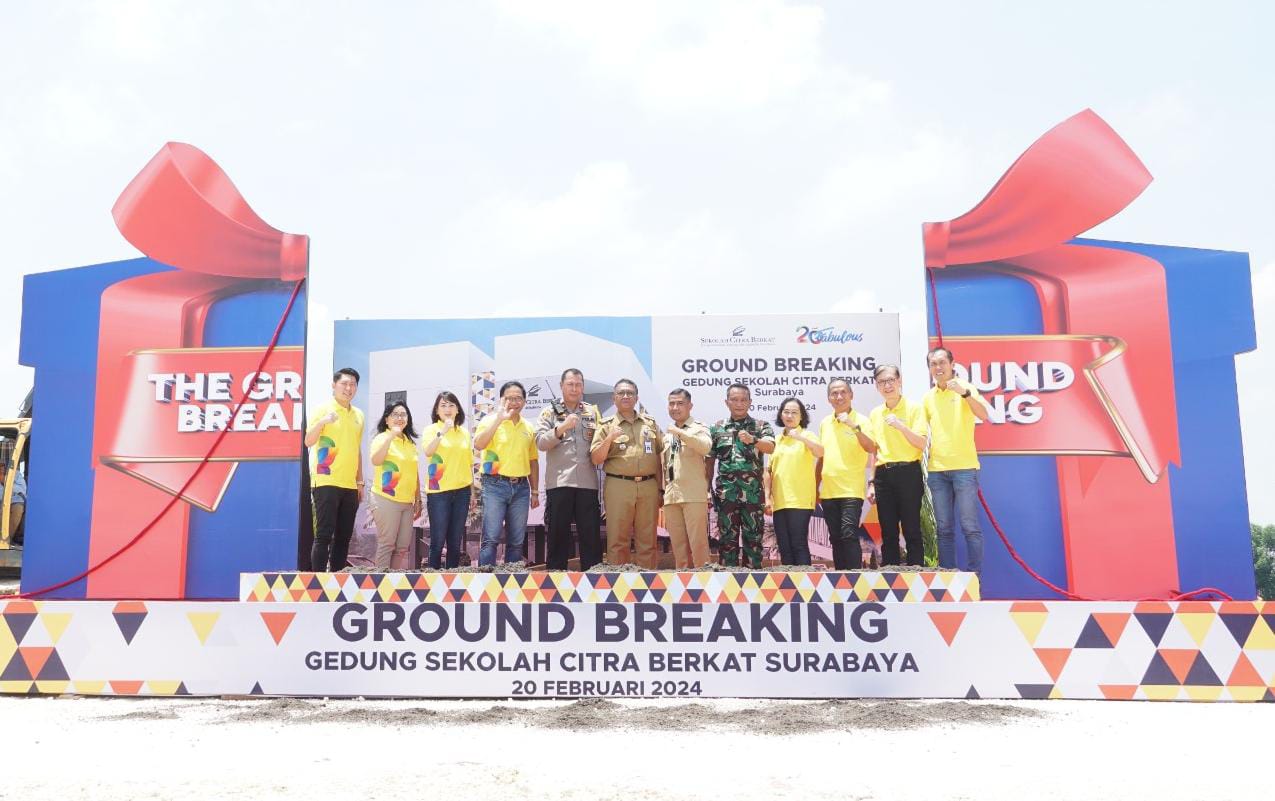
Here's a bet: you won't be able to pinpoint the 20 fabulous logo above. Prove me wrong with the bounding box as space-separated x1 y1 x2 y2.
796 325 864 345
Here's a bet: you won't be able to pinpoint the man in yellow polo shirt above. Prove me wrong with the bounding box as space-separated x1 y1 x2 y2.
867 364 928 566
924 347 991 574
473 380 539 566
817 377 877 570
304 367 365 572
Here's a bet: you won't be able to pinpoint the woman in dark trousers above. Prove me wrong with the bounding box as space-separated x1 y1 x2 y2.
766 397 824 565
422 391 474 568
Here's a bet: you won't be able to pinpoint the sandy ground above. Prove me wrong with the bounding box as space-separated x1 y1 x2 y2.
0 696 1266 800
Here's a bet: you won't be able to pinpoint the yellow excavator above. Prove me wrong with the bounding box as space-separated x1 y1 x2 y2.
1 417 30 574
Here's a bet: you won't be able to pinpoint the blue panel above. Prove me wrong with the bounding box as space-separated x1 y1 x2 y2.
1077 239 1256 361
186 284 307 598
928 269 1069 599
20 265 308 600
1165 357 1256 597
1081 239 1257 597
18 258 171 598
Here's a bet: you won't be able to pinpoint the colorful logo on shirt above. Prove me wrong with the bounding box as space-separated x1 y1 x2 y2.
481 448 501 475
316 436 337 475
427 453 446 491
379 460 401 496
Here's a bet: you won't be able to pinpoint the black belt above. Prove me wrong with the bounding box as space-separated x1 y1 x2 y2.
875 460 920 471
606 473 657 482
482 473 528 483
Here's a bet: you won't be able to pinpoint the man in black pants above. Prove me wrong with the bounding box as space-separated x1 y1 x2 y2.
535 368 603 569
304 368 365 572
816 378 878 570
867 364 929 566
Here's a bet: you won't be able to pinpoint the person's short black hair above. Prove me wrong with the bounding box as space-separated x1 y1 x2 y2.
726 383 751 398
775 397 810 429
927 347 955 363
332 367 360 384
873 364 901 381
560 368 583 384
499 380 526 399
430 391 466 426
826 377 852 395
613 378 638 393
376 400 419 440
668 388 692 401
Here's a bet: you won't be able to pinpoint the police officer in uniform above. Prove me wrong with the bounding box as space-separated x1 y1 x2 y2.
536 368 604 570
591 378 664 568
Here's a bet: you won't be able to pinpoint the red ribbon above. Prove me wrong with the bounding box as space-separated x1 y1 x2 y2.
923 110 1181 599
86 143 308 599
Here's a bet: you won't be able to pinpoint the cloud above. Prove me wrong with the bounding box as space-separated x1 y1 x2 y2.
799 129 969 234
458 161 642 260
1236 261 1273 522
1252 260 1275 304
493 0 886 116
80 0 212 64
303 300 335 410
0 336 32 418
438 160 747 316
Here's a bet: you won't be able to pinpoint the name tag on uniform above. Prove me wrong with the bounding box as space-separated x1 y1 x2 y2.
644 439 653 454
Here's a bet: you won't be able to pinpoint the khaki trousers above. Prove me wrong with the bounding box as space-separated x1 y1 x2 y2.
370 493 415 570
664 501 709 569
604 477 660 568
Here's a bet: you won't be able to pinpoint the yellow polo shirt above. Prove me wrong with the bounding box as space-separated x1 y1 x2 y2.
309 399 364 489
370 432 420 502
769 428 817 511
818 410 872 500
476 416 538 478
869 397 928 465
423 423 474 493
924 385 982 471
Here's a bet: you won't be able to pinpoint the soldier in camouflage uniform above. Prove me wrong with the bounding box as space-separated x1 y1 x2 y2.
708 383 775 568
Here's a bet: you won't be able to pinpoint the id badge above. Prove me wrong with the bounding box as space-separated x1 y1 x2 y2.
644 438 654 454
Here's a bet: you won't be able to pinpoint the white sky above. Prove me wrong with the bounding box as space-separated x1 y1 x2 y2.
2 0 1271 520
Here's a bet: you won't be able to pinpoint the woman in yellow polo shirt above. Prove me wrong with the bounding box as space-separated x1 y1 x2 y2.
766 397 824 565
422 391 474 569
368 401 422 570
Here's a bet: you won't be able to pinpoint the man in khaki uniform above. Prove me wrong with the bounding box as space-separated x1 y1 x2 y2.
591 379 664 567
661 388 713 569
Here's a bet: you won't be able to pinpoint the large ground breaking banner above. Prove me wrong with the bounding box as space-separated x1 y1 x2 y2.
3 578 1273 700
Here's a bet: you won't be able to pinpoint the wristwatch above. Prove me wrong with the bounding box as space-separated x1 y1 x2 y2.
960 390 971 398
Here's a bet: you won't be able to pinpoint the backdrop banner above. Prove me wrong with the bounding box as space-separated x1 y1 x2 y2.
336 313 900 564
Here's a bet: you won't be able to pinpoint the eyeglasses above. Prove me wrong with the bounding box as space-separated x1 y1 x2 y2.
615 390 637 397
389 411 408 419
875 377 899 386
